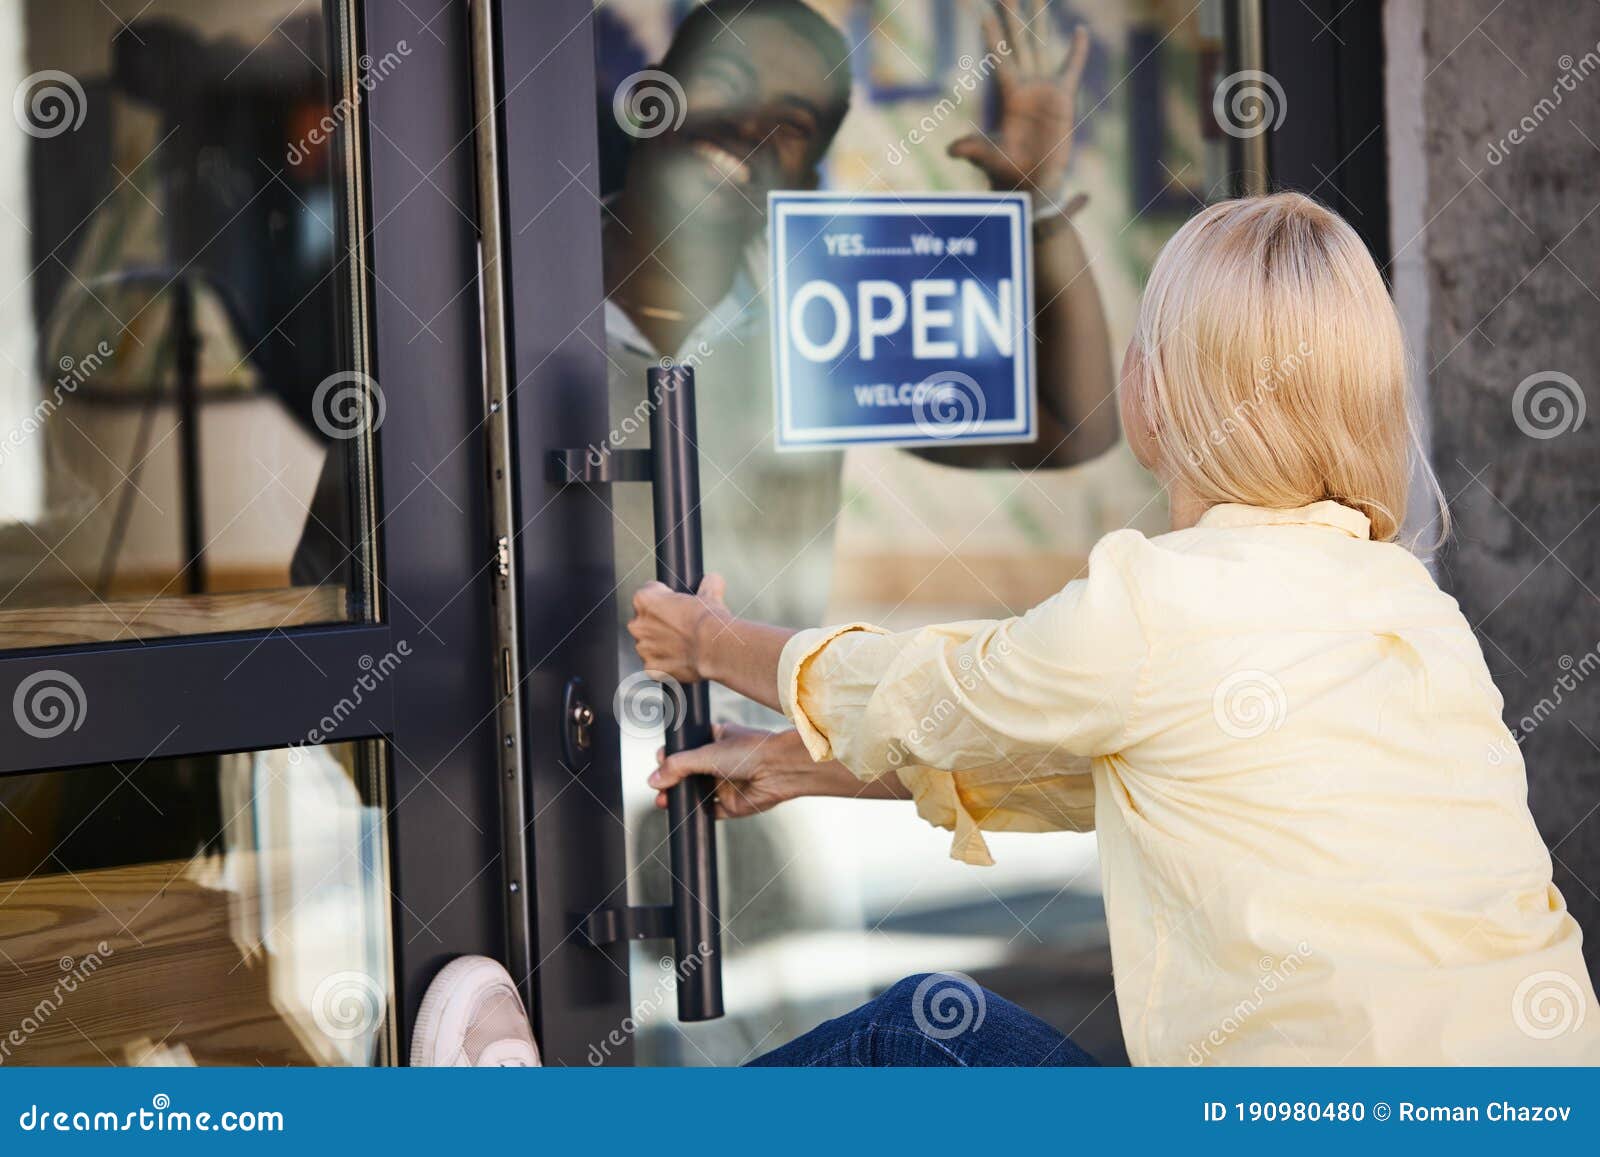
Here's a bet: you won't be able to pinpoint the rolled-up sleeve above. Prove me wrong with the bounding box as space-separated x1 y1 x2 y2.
778 621 889 761
777 532 1151 863
898 754 1097 865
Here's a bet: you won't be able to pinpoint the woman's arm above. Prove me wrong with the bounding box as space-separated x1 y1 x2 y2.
626 552 1141 863
648 725 910 820
630 532 1147 782
628 575 794 712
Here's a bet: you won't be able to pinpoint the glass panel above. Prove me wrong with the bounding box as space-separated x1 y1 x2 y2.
593 0 1231 1064
0 0 378 649
0 741 392 1066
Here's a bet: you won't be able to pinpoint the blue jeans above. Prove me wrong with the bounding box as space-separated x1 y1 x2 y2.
747 973 1098 1067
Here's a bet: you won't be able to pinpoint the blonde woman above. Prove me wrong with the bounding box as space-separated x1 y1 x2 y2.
624 193 1600 1066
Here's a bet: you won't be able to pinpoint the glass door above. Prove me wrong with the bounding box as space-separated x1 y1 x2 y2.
0 0 506 1064
494 0 1269 1065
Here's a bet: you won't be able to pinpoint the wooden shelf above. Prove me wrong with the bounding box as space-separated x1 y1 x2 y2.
0 859 324 1066
0 585 348 650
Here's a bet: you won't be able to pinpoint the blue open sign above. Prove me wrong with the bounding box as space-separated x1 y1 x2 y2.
769 192 1034 450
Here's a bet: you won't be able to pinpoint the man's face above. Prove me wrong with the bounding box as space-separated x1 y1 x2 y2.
632 12 846 233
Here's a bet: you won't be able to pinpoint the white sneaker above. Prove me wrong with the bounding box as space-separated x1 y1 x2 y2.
409 956 541 1067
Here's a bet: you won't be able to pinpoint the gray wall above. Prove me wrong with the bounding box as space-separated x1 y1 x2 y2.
1392 0 1600 978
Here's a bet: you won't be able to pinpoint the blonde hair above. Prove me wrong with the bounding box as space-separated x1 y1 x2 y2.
1130 192 1444 546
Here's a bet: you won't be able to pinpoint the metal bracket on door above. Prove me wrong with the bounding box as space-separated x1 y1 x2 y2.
546 448 652 486
579 904 675 945
549 365 725 1023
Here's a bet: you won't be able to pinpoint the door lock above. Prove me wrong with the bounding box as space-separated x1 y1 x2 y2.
571 701 594 751
561 677 594 766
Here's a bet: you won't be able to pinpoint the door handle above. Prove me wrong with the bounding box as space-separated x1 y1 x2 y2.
549 365 724 1022
643 365 724 1022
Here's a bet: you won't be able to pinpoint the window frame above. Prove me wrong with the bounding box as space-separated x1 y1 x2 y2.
0 0 508 1060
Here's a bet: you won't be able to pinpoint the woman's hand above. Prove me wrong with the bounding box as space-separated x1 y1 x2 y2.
648 725 912 819
628 576 796 710
949 2 1090 211
649 724 812 818
628 574 731 684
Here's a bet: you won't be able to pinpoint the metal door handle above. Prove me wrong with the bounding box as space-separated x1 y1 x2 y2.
550 365 724 1022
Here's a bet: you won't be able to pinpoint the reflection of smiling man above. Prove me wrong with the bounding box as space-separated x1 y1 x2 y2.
603 0 1117 632
606 2 851 357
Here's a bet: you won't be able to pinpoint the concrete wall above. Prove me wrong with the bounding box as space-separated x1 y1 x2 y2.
1391 0 1600 978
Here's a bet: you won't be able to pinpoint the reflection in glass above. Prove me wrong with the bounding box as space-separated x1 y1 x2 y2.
0 742 391 1066
0 0 376 650
595 0 1228 1065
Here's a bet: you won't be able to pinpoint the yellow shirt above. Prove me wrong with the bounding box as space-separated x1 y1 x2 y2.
779 501 1600 1065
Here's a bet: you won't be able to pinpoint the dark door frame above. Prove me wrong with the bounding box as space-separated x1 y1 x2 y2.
1261 0 1391 269
360 0 506 1053
488 0 636 1066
